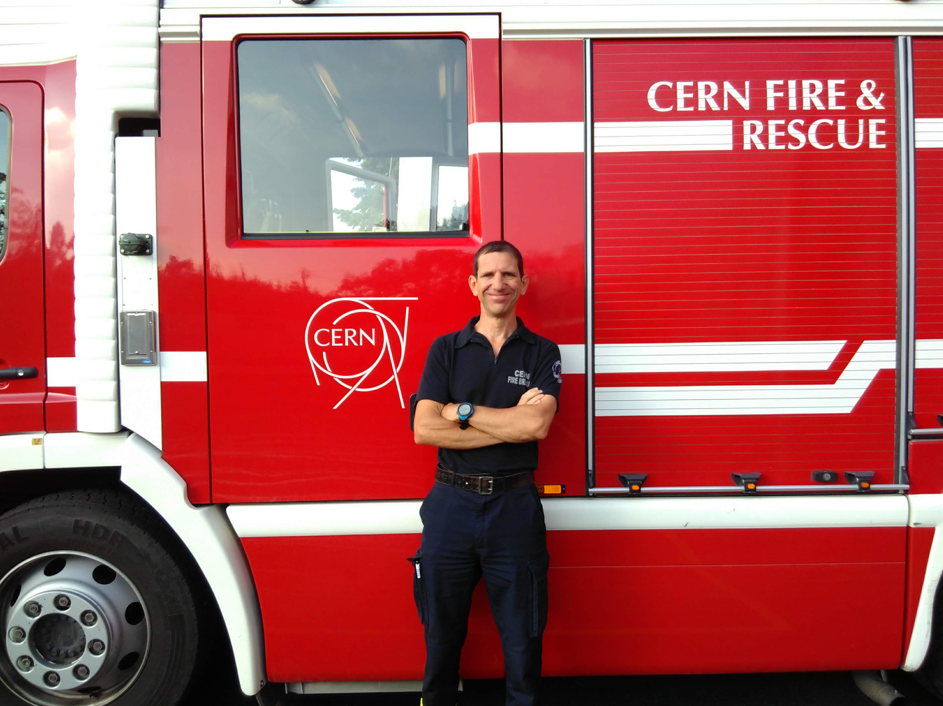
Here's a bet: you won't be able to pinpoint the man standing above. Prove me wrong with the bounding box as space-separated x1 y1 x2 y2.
412 241 561 706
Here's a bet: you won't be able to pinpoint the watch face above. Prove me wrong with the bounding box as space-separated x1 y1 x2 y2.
457 402 472 417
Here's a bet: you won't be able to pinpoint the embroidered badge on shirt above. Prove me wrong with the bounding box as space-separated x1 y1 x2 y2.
552 360 562 383
508 369 532 386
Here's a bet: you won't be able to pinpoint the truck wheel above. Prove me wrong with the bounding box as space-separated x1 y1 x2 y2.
0 490 203 706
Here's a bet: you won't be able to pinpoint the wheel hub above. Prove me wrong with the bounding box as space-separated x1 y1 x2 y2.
1 553 149 705
32 614 87 666
7 583 112 693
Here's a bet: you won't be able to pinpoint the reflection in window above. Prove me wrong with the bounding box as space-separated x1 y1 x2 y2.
0 108 8 261
237 38 468 237
436 165 469 231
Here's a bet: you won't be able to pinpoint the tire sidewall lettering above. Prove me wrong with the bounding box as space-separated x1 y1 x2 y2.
71 519 126 549
0 526 28 552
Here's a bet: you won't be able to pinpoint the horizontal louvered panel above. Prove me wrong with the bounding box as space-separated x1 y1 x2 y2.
914 38 943 429
592 38 897 488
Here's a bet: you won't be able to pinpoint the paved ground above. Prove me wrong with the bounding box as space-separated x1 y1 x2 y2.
183 661 943 706
2 646 940 705
0 667 938 705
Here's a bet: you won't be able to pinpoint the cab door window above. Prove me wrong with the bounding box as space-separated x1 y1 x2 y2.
237 38 469 238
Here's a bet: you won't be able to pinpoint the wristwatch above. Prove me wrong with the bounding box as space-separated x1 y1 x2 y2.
457 402 474 429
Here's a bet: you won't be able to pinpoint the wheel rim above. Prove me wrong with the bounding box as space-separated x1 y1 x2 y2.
0 552 150 706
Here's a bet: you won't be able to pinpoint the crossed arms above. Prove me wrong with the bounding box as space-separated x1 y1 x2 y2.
413 388 557 450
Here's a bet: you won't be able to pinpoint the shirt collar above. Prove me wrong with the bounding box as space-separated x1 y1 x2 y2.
456 316 535 348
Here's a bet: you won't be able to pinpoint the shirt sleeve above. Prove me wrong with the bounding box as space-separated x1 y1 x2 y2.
416 336 452 405
531 341 563 411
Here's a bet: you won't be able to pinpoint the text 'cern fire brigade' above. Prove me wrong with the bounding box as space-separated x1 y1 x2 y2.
1 1 943 704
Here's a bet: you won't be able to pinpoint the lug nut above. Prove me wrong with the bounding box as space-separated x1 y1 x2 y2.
88 640 105 656
73 664 90 680
43 671 60 687
24 602 41 618
16 656 33 672
54 595 71 611
80 611 97 626
8 626 26 643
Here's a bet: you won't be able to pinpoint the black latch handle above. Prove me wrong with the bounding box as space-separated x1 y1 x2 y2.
732 473 761 493
618 474 648 494
0 367 39 381
845 471 875 492
119 233 153 256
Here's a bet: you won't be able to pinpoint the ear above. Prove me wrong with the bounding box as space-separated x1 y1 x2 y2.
468 274 479 296
520 274 529 295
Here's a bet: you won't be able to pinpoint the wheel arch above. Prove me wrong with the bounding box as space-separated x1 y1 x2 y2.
116 433 265 697
904 495 943 672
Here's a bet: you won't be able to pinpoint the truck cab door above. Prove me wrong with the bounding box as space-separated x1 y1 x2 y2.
201 15 501 502
0 82 45 434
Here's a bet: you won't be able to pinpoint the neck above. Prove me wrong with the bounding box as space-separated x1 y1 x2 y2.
474 309 518 347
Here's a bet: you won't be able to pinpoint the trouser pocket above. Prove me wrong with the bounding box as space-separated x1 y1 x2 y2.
527 552 550 637
408 550 426 624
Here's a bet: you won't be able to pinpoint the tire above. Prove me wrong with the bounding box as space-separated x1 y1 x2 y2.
0 490 204 706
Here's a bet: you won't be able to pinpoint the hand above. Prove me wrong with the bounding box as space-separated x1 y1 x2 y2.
440 403 460 423
517 388 544 406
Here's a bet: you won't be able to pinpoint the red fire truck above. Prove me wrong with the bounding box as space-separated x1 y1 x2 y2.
2 1 943 704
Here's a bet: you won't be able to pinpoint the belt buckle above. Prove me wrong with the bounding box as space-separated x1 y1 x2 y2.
479 476 494 495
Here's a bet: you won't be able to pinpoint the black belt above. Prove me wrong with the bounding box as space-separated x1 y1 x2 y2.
435 465 533 496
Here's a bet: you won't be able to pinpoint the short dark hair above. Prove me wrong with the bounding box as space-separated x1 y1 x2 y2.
473 241 524 278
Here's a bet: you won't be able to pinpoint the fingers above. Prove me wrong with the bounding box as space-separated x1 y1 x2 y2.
526 394 545 405
517 387 543 405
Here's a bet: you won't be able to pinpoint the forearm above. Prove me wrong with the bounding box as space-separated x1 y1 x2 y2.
414 414 504 450
468 405 550 443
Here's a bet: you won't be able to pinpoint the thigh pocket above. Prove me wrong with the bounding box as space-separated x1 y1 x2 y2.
408 550 427 624
527 552 550 637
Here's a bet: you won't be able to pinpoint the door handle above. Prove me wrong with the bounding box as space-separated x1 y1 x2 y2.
910 429 943 439
909 415 943 440
0 367 39 381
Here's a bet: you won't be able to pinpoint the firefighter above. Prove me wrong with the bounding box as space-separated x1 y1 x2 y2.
412 241 562 706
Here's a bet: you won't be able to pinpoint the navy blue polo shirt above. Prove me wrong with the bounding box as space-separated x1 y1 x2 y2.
416 316 562 477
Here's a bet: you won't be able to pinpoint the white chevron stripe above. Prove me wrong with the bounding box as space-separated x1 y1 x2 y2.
916 118 943 149
504 122 584 153
596 340 845 374
596 341 895 416
917 339 943 367
468 122 500 156
591 339 943 417
595 120 734 152
558 340 846 376
468 121 586 155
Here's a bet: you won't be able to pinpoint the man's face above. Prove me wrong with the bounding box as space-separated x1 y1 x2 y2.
469 251 529 318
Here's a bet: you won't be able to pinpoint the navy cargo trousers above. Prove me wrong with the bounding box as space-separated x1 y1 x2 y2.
410 479 550 706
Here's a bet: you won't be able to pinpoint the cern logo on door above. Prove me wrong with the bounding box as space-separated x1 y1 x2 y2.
304 297 417 410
